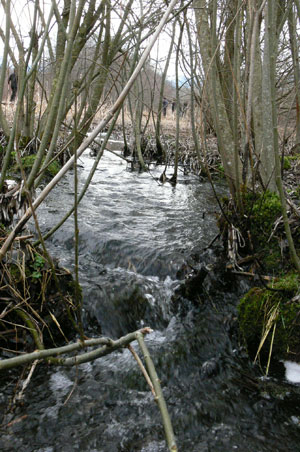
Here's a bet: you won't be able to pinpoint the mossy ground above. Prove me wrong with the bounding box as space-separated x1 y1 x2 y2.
243 191 286 273
238 273 300 362
11 153 61 179
220 190 300 274
219 189 300 365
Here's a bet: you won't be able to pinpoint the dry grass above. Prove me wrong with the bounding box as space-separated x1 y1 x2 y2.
1 101 17 125
2 96 193 141
113 108 192 137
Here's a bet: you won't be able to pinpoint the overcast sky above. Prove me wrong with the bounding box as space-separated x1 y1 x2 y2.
0 0 184 81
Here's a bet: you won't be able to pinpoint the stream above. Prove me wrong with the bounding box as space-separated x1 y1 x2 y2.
1 150 300 451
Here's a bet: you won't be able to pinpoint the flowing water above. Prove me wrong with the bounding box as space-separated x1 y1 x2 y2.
1 150 300 451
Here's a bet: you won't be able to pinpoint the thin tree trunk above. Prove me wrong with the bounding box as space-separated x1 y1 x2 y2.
288 3 300 151
133 76 147 170
194 0 242 198
0 0 10 137
171 19 184 184
185 20 206 175
267 0 300 272
243 0 266 188
233 0 242 209
24 30 39 138
0 3 54 191
27 0 86 189
261 0 277 192
155 22 176 162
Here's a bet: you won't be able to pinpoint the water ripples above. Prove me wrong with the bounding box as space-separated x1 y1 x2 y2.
1 150 300 452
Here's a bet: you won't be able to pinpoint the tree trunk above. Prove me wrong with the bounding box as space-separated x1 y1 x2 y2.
266 0 300 272
288 3 300 151
193 0 242 198
155 21 176 163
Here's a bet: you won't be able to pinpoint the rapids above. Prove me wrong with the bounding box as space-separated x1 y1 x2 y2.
1 150 300 451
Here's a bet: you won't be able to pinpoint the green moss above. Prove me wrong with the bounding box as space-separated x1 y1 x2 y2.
9 263 22 283
18 154 35 170
47 160 61 177
286 153 300 161
12 154 61 179
249 191 282 235
238 273 300 362
263 248 282 272
283 156 291 171
217 164 225 178
241 190 285 272
18 136 31 150
219 190 284 272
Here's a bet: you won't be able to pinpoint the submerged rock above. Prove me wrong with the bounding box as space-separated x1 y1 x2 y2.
201 357 220 378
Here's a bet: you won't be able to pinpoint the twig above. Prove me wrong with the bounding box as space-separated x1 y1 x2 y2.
64 365 79 406
15 309 44 350
128 344 156 397
226 254 258 269
0 234 33 242
229 270 274 281
203 232 220 250
13 359 39 403
136 332 177 452
5 415 28 428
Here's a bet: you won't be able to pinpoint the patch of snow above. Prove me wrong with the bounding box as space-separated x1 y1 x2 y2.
283 361 300 383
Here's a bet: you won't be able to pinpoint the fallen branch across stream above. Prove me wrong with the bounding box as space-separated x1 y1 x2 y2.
1 326 178 451
0 327 152 370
